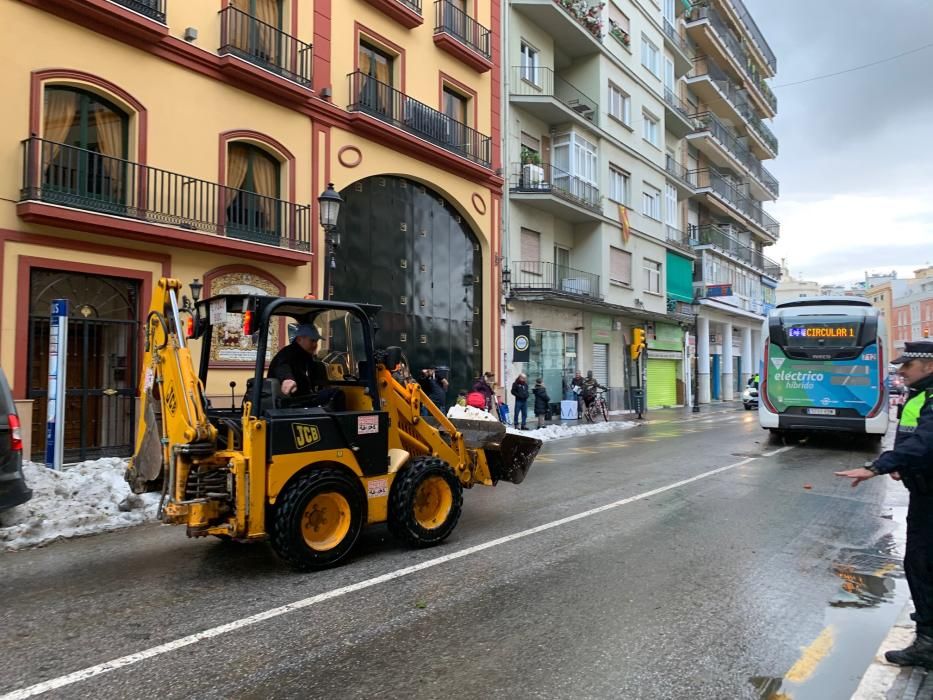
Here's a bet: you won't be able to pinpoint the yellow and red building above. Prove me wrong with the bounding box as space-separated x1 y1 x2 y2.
0 0 502 459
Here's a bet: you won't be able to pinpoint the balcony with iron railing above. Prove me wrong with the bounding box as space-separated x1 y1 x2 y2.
690 223 779 275
510 260 602 301
19 137 311 253
115 0 165 22
688 57 778 158
509 162 602 217
433 0 492 71
510 67 597 126
218 5 313 97
665 155 696 191
363 0 424 29
348 72 491 167
686 4 776 116
690 168 779 238
724 0 777 74
662 18 693 74
662 86 695 136
690 111 778 198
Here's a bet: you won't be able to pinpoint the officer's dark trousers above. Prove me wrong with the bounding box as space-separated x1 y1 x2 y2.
906 493 933 636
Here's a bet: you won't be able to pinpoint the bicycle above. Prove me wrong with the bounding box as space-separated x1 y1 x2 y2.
582 388 609 423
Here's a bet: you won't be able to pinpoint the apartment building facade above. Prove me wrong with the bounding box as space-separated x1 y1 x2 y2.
502 0 780 409
2 0 501 459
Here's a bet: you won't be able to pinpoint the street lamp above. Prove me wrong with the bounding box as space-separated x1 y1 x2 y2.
317 183 343 300
181 278 203 313
690 296 701 413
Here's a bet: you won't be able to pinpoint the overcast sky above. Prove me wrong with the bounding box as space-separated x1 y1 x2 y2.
745 0 933 286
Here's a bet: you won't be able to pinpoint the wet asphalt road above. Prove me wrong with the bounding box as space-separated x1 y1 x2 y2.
0 406 906 700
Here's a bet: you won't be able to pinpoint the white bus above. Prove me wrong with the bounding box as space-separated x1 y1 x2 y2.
759 297 888 438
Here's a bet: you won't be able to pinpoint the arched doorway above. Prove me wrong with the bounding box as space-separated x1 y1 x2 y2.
27 270 140 461
334 176 483 403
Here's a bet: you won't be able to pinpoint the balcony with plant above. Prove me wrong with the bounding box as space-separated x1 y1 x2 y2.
554 0 606 40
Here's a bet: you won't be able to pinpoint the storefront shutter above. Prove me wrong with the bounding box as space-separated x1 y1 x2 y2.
592 343 609 385
646 359 678 408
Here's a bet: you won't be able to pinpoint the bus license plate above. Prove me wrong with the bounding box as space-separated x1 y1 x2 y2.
807 408 836 416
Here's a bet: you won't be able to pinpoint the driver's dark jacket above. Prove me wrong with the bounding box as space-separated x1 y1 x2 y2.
268 342 328 396
873 373 933 493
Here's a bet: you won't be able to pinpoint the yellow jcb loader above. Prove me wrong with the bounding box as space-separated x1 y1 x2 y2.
126 278 541 570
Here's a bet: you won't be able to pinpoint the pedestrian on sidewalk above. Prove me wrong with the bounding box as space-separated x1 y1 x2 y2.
472 372 496 413
511 373 529 430
532 378 550 430
836 341 933 668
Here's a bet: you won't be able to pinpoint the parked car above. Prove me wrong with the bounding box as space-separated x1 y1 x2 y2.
742 384 759 410
886 372 907 395
0 368 31 512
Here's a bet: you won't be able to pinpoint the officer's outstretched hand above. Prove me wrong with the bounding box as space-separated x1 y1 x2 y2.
834 467 876 488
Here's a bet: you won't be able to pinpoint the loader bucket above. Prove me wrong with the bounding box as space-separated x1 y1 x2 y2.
125 395 164 494
483 432 542 484
447 419 542 484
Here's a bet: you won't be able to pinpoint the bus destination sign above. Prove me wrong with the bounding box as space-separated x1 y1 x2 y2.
788 324 858 339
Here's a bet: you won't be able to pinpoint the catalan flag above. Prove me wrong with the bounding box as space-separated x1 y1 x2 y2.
619 204 631 244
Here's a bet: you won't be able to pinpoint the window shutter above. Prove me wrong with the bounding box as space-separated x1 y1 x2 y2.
610 247 632 285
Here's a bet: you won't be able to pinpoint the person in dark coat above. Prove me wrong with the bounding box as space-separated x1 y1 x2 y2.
510 373 529 430
472 372 496 412
268 323 328 396
418 367 448 412
532 378 550 429
836 341 933 667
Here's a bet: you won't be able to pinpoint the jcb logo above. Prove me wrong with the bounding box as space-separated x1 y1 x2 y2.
166 387 177 416
292 423 321 449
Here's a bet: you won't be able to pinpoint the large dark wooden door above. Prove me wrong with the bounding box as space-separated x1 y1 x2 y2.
335 176 483 401
27 270 140 462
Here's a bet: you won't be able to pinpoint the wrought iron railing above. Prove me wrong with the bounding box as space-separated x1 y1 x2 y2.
662 18 691 57
690 167 779 237
688 5 776 112
665 155 695 188
666 225 694 253
219 5 313 86
510 260 601 300
347 71 491 167
690 57 778 155
434 0 491 58
509 162 602 212
725 0 776 72
399 0 422 12
663 86 694 125
691 112 778 196
690 224 778 273
20 137 311 250
510 67 597 124
115 0 166 23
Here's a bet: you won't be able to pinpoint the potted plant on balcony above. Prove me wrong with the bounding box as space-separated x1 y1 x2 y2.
521 147 545 188
608 19 630 47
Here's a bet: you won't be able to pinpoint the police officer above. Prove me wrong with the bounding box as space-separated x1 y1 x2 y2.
836 340 933 667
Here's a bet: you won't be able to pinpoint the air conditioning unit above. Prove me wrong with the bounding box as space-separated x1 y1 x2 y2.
522 163 545 187
561 278 592 295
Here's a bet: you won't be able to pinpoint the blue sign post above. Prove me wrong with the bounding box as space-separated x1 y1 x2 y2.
45 299 69 470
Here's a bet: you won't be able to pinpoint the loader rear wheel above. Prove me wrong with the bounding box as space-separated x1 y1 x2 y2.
270 467 364 570
388 457 463 548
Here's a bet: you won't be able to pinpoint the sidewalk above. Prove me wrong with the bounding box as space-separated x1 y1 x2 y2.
853 602 933 700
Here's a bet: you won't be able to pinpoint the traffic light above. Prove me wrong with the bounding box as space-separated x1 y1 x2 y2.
631 328 646 360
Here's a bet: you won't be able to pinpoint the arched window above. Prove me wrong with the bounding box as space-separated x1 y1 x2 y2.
41 87 129 211
225 142 281 245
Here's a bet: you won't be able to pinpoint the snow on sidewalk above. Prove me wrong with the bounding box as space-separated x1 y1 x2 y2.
1 413 641 551
0 458 160 551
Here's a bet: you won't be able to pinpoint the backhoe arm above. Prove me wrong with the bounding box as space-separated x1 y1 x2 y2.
126 278 216 493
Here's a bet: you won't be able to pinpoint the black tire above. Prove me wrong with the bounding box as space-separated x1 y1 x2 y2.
600 400 609 422
270 467 365 570
744 403 752 410
388 457 463 548
583 404 594 423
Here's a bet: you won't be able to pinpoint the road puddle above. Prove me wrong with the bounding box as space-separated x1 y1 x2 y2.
750 504 908 699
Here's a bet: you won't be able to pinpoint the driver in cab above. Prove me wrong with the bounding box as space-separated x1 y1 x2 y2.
268 323 329 399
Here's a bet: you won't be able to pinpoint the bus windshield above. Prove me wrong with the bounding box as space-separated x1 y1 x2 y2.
780 314 864 349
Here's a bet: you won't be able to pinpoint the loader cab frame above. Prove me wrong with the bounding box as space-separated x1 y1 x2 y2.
193 295 382 417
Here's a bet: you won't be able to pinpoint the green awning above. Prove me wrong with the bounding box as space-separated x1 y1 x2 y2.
666 251 695 303
680 0 692 11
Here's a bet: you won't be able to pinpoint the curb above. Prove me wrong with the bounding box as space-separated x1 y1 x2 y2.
852 601 917 699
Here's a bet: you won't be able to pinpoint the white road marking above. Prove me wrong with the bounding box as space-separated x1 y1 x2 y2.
0 449 791 700
761 445 796 457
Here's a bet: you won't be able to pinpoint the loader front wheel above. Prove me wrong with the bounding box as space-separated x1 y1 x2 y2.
388 457 463 548
270 467 364 570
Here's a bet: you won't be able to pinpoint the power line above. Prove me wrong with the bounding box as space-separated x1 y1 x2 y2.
772 41 933 88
